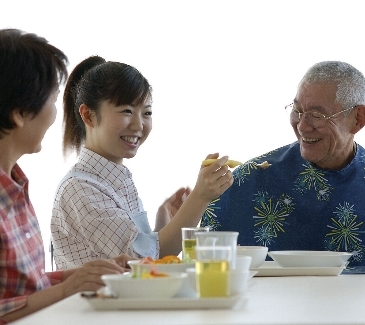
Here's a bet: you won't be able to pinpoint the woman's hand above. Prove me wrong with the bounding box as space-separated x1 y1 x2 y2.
155 187 191 231
193 153 233 203
60 259 125 298
112 254 137 269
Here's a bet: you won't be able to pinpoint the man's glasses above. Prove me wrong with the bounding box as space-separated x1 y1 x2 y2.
285 103 356 128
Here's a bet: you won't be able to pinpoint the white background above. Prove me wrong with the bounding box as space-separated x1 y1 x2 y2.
2 0 365 270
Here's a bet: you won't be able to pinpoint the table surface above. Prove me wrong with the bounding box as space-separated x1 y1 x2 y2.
12 274 365 325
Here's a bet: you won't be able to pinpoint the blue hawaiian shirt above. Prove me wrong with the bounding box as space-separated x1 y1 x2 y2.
201 141 365 270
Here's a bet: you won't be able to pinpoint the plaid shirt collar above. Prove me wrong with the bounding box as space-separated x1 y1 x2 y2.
0 164 29 216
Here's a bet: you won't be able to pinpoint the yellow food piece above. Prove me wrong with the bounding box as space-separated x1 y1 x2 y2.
202 159 242 168
257 161 271 169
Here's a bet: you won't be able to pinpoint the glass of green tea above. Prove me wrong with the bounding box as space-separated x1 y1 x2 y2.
195 245 232 298
181 227 210 261
195 231 239 269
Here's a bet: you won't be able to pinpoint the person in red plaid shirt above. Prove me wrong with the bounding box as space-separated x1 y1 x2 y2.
0 29 132 324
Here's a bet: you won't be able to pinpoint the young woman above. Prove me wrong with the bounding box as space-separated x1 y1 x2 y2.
51 55 233 269
0 29 132 324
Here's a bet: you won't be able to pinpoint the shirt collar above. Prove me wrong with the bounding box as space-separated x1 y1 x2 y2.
78 147 132 188
0 163 29 213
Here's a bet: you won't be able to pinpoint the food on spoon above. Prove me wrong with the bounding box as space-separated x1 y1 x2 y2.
202 159 242 168
257 161 271 169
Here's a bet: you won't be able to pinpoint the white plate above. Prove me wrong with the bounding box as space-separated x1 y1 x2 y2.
268 250 352 268
83 293 243 310
252 261 345 276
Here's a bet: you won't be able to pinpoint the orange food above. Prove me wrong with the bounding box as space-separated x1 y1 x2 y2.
139 268 168 278
141 255 182 265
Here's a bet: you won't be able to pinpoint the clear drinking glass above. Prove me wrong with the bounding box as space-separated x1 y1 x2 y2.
195 245 232 298
195 231 239 269
181 227 210 260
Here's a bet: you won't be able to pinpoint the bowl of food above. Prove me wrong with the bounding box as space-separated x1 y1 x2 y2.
236 246 268 268
128 256 194 275
101 271 187 299
268 250 352 268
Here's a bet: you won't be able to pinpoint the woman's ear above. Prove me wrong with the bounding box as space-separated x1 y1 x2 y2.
11 109 25 128
79 104 95 128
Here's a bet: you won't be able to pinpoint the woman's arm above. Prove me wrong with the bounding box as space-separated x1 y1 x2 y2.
1 259 124 324
157 154 233 257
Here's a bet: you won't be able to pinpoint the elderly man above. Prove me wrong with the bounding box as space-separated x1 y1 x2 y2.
201 61 365 270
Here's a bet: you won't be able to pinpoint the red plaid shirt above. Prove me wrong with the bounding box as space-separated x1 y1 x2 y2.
0 164 63 324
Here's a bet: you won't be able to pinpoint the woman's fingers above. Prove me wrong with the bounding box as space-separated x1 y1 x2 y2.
62 259 125 296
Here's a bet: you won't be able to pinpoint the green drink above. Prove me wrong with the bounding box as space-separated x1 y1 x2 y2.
195 260 230 297
182 239 197 260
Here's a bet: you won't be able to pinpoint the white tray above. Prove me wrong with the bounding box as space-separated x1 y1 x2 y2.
252 261 345 276
83 293 243 310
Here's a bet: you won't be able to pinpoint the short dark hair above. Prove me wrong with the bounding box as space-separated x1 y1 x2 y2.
0 28 68 137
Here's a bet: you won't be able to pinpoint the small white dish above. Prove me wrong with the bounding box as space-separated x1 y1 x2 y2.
236 246 268 268
268 250 352 268
101 272 187 299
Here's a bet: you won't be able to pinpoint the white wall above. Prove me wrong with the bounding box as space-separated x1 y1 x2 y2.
2 0 365 270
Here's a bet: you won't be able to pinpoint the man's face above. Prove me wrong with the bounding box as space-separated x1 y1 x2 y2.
291 82 357 170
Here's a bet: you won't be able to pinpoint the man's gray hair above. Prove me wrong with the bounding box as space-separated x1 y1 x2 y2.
299 61 365 109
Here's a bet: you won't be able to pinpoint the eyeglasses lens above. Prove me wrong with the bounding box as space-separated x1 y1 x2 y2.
290 110 325 128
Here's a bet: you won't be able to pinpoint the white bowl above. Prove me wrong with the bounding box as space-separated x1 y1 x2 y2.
101 272 187 298
236 246 268 268
268 250 352 268
128 259 194 275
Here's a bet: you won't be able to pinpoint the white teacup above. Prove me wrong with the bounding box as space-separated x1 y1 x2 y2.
229 269 251 296
236 255 252 270
236 246 268 268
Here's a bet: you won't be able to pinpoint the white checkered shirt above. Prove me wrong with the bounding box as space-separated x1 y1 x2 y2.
51 148 159 269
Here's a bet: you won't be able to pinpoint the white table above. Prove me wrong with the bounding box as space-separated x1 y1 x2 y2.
12 274 365 325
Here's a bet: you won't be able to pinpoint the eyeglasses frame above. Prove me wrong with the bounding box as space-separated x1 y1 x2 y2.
285 103 357 127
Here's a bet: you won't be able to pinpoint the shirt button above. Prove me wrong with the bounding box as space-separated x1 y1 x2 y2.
25 232 31 239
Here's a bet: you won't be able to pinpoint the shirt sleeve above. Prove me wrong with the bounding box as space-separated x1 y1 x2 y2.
0 296 27 323
0 270 64 323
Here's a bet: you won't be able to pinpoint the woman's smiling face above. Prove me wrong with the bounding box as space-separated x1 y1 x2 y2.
83 97 152 165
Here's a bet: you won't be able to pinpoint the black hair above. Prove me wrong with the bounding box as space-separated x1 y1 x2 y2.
0 28 68 137
62 55 152 154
